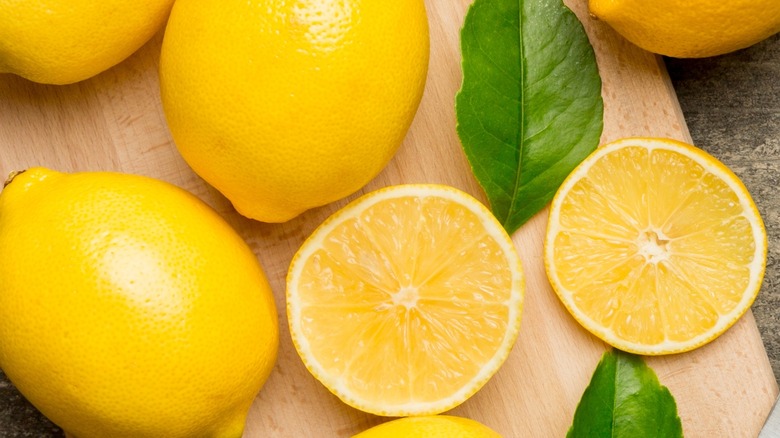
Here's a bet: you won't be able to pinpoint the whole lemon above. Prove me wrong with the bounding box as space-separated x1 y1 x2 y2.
159 0 429 223
0 0 175 84
0 168 278 438
353 416 501 438
589 0 780 58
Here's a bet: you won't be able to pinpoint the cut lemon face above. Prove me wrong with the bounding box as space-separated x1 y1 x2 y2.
287 184 524 416
545 137 767 355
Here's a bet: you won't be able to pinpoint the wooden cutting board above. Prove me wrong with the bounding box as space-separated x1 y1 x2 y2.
1 0 777 436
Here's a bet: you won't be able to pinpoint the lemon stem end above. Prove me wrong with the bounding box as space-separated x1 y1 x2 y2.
3 170 26 189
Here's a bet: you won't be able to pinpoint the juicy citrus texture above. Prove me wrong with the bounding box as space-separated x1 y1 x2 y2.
352 415 501 438
589 0 780 58
545 138 766 355
0 0 174 84
287 185 524 416
159 0 429 223
0 168 278 438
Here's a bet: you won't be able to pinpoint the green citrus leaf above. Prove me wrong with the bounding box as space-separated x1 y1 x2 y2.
455 0 603 234
568 350 683 438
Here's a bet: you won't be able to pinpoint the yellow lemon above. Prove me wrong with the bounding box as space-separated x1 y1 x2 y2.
287 184 524 416
544 138 766 355
0 0 174 84
353 416 502 438
589 0 780 58
159 0 429 223
0 168 278 438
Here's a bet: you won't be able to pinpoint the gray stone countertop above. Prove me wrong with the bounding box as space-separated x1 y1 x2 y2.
1 34 779 438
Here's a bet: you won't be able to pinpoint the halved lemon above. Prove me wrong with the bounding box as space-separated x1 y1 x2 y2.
545 137 766 355
287 184 524 416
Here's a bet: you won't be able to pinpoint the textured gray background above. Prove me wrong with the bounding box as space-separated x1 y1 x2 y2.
0 33 778 438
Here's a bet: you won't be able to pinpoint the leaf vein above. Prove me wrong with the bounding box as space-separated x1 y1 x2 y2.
506 0 526 229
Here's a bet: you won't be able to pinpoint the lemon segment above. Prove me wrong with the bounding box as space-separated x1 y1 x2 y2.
545 138 766 354
287 185 524 416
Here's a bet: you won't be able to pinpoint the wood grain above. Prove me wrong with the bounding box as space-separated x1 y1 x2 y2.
0 0 777 436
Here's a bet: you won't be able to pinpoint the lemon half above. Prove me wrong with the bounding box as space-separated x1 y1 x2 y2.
287 184 524 416
545 138 766 354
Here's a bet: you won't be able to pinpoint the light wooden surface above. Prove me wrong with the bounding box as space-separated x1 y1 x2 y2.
1 0 777 436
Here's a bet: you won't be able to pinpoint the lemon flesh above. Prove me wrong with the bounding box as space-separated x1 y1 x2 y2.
545 138 766 354
287 185 524 416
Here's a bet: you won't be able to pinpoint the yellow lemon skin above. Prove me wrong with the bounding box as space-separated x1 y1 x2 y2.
353 416 502 438
0 0 174 84
0 168 278 438
589 0 780 58
159 0 429 223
